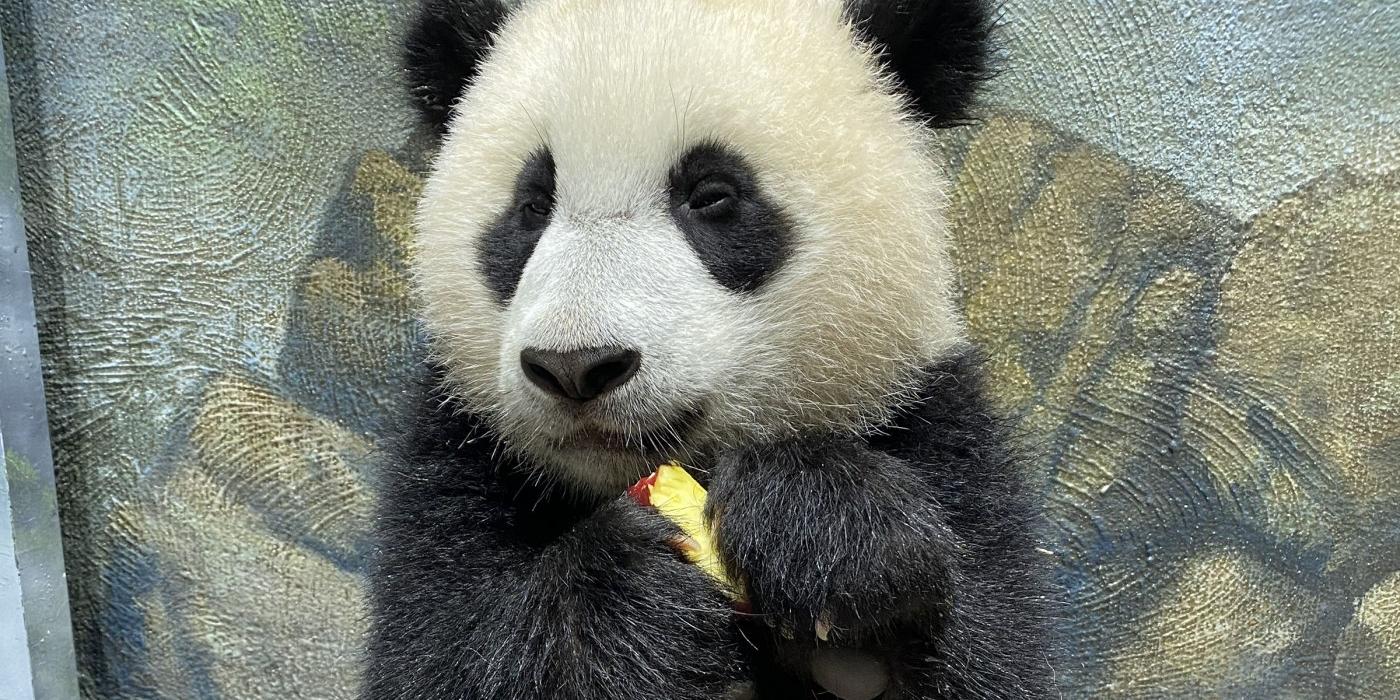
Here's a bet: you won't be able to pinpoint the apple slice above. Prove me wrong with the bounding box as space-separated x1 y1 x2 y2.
630 462 744 603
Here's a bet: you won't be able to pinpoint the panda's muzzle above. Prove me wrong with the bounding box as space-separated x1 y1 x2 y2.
520 346 642 402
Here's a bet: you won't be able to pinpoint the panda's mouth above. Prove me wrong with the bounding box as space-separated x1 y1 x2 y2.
555 405 704 456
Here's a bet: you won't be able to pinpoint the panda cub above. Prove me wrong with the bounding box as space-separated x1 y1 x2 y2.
365 1 1055 698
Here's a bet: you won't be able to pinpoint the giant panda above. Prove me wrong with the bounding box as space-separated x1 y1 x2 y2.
364 1 1056 698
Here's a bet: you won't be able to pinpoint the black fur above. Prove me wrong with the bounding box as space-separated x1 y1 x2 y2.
715 352 1056 698
403 0 510 134
364 352 1056 699
668 143 794 294
362 364 751 699
847 0 999 127
479 149 556 304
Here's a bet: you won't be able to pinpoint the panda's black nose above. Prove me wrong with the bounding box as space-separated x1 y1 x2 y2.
520 346 642 402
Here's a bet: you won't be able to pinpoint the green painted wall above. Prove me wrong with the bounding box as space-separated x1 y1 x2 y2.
1 1 1396 697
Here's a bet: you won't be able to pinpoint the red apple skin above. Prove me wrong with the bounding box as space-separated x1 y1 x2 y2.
628 471 659 507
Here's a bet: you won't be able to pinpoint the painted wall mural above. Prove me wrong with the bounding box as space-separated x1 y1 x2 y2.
1 1 1396 697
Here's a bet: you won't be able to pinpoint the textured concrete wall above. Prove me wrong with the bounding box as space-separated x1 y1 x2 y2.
1 1 1396 697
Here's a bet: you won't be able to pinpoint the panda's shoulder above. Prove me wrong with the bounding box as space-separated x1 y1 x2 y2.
871 348 1037 524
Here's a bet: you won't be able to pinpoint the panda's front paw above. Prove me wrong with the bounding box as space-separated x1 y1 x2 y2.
532 497 750 699
707 438 960 640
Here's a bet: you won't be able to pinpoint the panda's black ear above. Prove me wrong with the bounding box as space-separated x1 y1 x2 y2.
404 0 511 136
847 0 998 127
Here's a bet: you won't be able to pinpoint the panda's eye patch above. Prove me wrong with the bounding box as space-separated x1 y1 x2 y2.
477 149 555 304
667 142 792 293
686 176 738 215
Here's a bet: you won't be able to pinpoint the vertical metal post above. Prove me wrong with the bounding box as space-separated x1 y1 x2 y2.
0 34 80 700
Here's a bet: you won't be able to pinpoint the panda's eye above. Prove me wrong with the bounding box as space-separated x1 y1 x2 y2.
686 177 738 216
519 193 553 227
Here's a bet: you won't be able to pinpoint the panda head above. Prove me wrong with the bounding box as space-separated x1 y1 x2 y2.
406 0 995 494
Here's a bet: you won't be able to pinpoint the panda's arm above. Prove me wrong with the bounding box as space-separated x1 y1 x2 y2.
364 493 746 699
362 381 748 700
707 351 1055 691
708 436 962 637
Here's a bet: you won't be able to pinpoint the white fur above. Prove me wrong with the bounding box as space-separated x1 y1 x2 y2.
414 0 964 492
